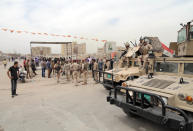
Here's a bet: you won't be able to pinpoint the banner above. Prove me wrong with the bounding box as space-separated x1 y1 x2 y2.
0 27 107 43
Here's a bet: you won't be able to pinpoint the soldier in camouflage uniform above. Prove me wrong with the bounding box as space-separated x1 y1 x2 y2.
65 61 71 81
138 39 153 69
119 42 130 68
72 61 79 86
70 61 74 81
93 60 98 83
81 60 88 85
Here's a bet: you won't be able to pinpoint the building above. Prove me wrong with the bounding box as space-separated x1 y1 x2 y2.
31 47 51 57
104 41 116 54
96 47 105 58
61 42 86 59
97 47 104 55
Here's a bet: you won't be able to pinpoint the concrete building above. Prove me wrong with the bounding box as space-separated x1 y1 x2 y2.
31 47 51 57
61 42 86 59
104 41 116 54
96 48 105 58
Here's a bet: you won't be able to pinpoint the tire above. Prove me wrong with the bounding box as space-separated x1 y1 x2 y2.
104 85 111 90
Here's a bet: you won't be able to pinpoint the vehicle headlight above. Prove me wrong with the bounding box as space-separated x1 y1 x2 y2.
178 93 193 105
186 96 193 105
178 93 185 101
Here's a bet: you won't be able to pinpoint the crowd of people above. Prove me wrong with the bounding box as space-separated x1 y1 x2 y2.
21 56 114 85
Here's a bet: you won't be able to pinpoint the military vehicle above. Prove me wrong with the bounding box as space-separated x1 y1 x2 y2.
106 20 193 131
100 36 163 90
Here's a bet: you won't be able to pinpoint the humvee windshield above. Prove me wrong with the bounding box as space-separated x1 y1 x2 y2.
134 61 139 67
184 63 193 75
178 27 186 43
155 62 178 73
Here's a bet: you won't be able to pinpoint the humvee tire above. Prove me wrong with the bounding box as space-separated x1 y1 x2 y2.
103 85 111 90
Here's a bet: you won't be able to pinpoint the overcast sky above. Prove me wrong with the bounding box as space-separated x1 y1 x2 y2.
0 0 193 54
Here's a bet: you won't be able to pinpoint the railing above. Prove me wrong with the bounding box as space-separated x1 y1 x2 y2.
109 85 189 123
93 70 114 84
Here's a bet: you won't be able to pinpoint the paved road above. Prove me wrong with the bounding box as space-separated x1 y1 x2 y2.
0 62 170 131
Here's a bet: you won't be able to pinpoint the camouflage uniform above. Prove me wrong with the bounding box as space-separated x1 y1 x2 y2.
118 57 124 68
106 60 111 70
93 61 98 82
78 62 82 79
138 43 153 69
82 62 88 84
70 63 74 80
72 62 79 86
65 62 71 81
119 42 131 68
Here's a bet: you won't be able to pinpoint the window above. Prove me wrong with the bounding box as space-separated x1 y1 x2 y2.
134 61 139 67
155 62 178 73
178 28 186 43
190 26 193 39
184 63 193 75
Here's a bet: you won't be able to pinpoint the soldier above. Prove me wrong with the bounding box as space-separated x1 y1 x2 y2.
65 61 71 81
72 61 79 86
70 61 74 81
138 39 153 69
78 61 82 80
118 57 124 68
119 42 131 68
147 60 154 79
93 59 98 83
106 60 111 71
120 42 130 58
81 60 88 85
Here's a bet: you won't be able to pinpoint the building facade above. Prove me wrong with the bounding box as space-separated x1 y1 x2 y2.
104 41 116 54
31 47 51 57
61 42 86 59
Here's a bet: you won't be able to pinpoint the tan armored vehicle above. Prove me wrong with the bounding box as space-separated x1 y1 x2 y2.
102 36 163 90
107 20 193 131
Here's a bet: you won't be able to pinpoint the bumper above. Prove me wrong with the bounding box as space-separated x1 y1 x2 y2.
107 86 193 131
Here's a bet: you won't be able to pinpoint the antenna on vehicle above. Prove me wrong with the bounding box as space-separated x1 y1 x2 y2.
130 41 135 47
134 40 137 47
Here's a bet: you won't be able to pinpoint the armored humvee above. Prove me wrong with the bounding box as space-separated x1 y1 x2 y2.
107 21 193 131
102 36 163 90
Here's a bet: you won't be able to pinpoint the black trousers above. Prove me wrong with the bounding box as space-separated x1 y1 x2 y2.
11 79 17 95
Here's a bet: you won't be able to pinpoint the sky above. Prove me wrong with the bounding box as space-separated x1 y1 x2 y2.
0 0 193 54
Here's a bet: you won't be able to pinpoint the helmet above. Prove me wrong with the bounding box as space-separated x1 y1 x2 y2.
144 38 150 44
124 42 130 47
140 36 144 41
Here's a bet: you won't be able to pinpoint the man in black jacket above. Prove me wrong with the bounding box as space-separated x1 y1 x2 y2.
7 61 19 98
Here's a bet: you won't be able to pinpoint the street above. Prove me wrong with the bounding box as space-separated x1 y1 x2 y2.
0 62 170 131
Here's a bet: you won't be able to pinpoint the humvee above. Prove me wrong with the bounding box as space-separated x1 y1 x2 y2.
100 36 163 90
107 20 193 131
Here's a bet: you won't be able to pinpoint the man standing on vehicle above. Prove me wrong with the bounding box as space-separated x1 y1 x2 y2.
7 61 19 98
138 39 153 69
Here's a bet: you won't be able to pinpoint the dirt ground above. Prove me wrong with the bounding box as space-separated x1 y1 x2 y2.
0 61 170 131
